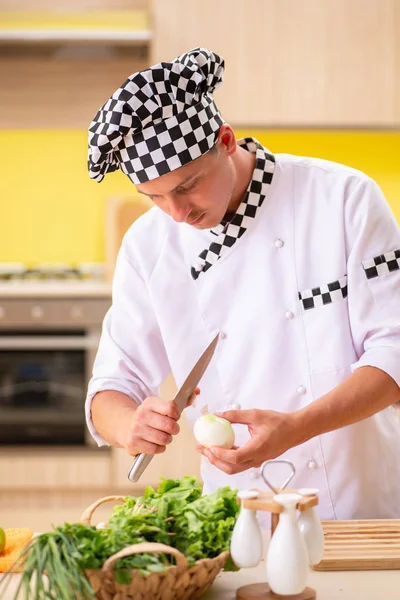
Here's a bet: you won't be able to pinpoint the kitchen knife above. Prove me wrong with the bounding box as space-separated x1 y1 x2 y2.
127 333 220 483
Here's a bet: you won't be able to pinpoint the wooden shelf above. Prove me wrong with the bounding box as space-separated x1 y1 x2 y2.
0 10 151 44
241 490 319 514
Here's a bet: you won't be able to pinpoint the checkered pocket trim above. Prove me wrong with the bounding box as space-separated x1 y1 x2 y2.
298 275 348 311
362 249 400 280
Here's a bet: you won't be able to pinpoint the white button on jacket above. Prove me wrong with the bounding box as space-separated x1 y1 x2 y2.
86 152 400 520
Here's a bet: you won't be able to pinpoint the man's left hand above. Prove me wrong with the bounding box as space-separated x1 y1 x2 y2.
196 409 300 474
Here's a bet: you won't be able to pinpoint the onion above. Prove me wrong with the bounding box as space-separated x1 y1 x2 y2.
193 414 235 449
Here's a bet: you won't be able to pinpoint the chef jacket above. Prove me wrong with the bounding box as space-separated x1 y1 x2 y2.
86 138 400 520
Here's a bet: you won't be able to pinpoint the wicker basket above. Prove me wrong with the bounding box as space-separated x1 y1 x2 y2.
80 495 230 600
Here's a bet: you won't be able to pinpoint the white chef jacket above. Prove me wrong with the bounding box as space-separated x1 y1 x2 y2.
86 142 400 520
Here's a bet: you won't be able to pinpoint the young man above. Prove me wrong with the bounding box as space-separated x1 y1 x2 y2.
86 48 400 519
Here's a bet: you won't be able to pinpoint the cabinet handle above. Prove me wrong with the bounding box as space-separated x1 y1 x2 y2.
31 305 44 319
70 306 83 320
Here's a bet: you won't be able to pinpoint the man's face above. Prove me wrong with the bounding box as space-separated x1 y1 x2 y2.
136 142 236 229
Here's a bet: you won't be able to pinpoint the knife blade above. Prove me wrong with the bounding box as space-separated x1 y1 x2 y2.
127 333 219 483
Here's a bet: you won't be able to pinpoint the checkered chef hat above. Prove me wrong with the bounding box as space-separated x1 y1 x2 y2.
88 47 225 185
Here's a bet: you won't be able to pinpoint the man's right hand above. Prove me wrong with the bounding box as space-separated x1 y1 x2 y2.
120 396 181 456
118 388 200 456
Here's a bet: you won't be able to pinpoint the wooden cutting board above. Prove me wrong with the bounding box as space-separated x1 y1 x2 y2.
312 519 400 571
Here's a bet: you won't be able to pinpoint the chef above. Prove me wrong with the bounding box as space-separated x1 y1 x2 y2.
86 47 400 520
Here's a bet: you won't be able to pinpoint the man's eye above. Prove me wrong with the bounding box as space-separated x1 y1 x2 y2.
177 183 196 194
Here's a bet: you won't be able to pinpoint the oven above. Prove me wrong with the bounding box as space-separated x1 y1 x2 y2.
0 295 110 446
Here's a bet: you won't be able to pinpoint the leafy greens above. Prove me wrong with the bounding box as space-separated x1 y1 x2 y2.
0 476 240 600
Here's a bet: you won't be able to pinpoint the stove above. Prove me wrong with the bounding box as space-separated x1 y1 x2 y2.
0 263 105 282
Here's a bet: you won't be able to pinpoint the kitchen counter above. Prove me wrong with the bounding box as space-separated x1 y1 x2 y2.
3 545 400 599
203 561 400 600
0 280 112 298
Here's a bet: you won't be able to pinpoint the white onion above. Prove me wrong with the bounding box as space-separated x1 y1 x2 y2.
193 414 235 449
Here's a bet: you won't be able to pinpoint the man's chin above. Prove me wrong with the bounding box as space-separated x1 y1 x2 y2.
189 214 214 229
187 212 222 230
201 216 222 230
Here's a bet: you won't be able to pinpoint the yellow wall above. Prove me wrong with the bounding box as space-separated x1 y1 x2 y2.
1 130 399 265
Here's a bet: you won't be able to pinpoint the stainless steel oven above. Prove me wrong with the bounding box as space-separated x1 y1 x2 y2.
0 294 110 446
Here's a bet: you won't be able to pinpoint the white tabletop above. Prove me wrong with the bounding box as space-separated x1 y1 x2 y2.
203 560 400 600
3 559 400 600
2 535 400 600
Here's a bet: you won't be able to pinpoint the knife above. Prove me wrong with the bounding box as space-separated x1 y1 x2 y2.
127 333 220 483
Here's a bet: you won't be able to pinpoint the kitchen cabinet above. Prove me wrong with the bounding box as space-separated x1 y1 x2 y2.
152 0 399 127
0 1 150 128
0 488 118 531
0 447 111 491
0 48 148 129
3 0 398 128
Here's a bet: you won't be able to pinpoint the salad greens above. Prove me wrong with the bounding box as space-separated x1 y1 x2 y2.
0 476 240 600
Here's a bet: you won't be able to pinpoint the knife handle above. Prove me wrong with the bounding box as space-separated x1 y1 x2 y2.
127 453 154 483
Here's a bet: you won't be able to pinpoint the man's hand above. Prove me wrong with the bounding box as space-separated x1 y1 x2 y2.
196 368 400 475
196 408 299 474
119 388 200 456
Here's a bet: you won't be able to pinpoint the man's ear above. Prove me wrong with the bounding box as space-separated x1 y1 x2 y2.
216 124 237 156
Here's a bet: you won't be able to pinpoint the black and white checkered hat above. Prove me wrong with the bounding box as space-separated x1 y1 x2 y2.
88 48 225 185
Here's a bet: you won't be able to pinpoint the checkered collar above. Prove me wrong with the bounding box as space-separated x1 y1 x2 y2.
191 138 275 280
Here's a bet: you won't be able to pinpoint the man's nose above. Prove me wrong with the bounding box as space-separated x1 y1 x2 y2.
168 197 191 223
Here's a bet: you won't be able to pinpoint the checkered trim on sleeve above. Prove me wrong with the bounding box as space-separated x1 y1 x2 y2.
362 249 400 280
298 275 348 311
88 47 225 185
191 138 275 280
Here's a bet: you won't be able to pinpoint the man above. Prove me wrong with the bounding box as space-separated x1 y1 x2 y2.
86 48 400 520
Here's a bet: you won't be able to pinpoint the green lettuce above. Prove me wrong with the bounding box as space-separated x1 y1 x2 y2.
1 477 240 600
